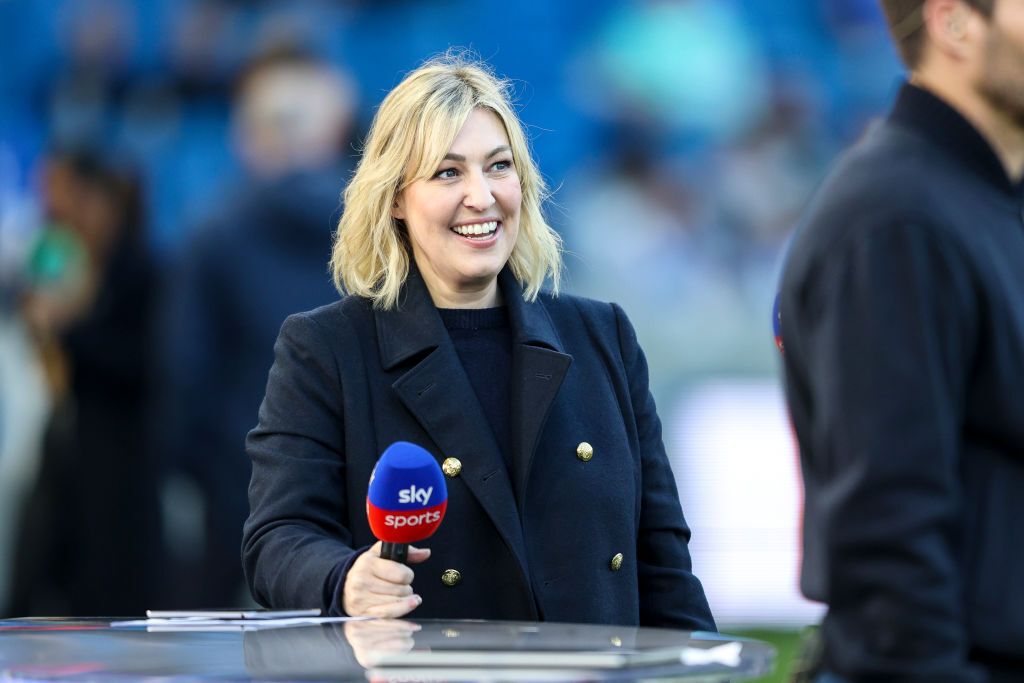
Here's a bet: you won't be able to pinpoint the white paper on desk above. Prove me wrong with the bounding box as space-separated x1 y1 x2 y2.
146 608 322 619
110 616 367 631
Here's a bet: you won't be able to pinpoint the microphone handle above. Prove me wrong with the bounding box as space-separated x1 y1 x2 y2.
380 542 408 564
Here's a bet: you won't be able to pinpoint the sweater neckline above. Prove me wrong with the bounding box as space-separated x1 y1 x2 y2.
437 306 509 331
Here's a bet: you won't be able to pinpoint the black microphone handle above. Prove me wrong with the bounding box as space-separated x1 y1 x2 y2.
380 542 408 564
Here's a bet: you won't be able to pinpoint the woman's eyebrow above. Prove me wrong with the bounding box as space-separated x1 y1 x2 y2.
442 145 511 162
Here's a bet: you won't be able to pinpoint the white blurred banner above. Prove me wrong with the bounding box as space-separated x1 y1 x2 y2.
667 379 825 628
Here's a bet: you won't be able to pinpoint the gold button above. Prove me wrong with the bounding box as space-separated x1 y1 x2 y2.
610 553 623 571
442 457 462 477
441 569 462 586
576 442 593 461
610 636 622 647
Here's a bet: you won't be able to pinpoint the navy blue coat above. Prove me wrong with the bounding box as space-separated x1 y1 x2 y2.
242 265 715 630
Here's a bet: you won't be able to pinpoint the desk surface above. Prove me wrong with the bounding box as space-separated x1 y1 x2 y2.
0 618 774 682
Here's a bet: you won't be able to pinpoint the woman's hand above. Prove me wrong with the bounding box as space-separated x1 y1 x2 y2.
343 541 430 617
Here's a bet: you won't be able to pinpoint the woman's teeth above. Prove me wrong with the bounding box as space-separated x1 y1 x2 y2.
452 221 498 238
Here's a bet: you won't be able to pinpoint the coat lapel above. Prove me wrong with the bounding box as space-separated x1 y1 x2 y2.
500 271 573 508
376 265 531 591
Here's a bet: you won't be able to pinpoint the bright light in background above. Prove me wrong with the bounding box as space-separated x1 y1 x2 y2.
666 379 825 628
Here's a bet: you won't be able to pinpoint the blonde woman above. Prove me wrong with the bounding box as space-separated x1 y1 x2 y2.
242 54 714 630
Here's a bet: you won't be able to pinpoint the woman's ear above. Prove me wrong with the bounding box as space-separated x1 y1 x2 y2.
391 194 406 221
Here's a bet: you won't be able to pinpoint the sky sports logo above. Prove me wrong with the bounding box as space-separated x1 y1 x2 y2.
384 509 442 528
397 485 433 505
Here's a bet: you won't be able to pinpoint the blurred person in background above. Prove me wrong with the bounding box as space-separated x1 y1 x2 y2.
7 148 162 617
242 54 715 629
153 46 356 607
779 0 1024 680
561 129 734 397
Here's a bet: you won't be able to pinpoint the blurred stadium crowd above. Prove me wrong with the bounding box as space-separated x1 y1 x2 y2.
0 0 902 620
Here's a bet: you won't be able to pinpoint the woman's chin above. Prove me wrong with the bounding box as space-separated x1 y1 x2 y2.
452 271 500 291
451 260 505 286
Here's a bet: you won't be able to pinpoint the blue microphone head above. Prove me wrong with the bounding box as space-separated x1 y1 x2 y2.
367 442 448 543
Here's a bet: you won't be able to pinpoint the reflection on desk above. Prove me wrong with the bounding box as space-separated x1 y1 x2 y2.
1 618 774 682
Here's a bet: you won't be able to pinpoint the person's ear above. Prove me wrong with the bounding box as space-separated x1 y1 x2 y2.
391 194 406 221
924 0 976 59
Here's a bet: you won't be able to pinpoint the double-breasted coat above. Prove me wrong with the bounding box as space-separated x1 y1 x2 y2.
242 265 714 630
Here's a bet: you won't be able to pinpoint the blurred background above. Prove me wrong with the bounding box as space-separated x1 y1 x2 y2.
0 0 904 678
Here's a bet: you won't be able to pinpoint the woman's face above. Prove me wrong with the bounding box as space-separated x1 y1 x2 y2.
393 107 521 308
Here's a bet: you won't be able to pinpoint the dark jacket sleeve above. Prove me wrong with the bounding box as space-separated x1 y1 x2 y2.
242 312 354 611
612 303 716 632
784 218 983 682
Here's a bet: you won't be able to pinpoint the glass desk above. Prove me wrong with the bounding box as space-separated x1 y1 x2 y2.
0 618 774 681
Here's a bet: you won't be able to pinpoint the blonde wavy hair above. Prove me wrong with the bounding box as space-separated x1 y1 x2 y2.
330 53 562 309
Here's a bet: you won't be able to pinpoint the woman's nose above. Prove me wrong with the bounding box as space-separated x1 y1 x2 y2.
462 171 495 211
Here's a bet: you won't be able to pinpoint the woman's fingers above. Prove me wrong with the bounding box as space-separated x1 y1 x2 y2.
346 588 421 618
370 556 415 584
368 581 414 598
406 546 431 564
363 594 422 619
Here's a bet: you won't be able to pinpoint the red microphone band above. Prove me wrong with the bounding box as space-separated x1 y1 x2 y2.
366 500 448 544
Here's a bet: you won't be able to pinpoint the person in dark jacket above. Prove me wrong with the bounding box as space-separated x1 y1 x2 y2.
242 54 715 630
778 1 1024 681
155 48 356 607
10 150 163 617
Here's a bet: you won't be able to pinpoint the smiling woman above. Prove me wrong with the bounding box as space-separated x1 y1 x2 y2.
242 53 716 631
330 55 560 310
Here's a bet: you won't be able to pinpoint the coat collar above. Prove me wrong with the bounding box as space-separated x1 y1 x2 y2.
890 81 1024 197
376 261 563 370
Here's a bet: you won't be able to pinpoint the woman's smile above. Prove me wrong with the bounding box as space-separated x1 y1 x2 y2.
450 219 501 244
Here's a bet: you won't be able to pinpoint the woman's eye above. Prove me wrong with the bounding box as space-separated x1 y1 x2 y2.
435 168 459 180
491 159 513 172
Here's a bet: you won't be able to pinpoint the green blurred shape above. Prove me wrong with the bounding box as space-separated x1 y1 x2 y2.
26 224 86 287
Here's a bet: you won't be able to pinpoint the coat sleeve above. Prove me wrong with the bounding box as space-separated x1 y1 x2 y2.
611 303 717 632
782 219 983 681
242 312 355 612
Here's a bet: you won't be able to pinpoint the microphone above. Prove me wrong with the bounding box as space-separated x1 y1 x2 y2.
773 292 784 355
366 441 448 563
